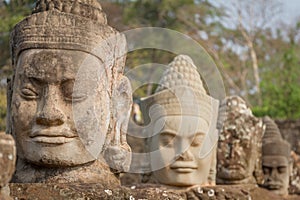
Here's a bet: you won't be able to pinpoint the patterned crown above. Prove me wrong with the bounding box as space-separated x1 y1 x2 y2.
219 96 264 138
155 55 206 94
33 0 106 22
10 0 126 72
262 116 282 141
262 116 290 158
141 55 218 124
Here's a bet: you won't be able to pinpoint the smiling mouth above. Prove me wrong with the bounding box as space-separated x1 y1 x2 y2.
30 136 76 144
171 167 197 173
266 183 282 190
170 163 197 173
227 164 245 170
29 128 77 144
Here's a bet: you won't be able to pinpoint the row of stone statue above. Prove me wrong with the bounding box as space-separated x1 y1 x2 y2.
0 0 297 198
125 55 292 197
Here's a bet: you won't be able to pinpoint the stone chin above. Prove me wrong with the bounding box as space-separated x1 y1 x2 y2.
153 169 205 187
269 188 286 196
263 181 286 195
20 138 95 167
153 154 212 187
217 168 247 181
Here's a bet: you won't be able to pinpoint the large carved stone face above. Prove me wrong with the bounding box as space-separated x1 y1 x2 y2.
150 116 213 186
262 156 290 196
11 49 110 167
217 129 257 182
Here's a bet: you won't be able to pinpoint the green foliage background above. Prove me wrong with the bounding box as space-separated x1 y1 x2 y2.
0 0 299 131
0 0 35 131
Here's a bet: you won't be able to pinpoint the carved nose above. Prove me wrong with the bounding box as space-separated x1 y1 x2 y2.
228 143 238 159
36 86 65 126
36 109 65 126
270 169 279 179
177 150 194 161
229 148 235 158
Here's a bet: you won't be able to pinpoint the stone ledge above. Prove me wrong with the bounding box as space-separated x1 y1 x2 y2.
9 183 299 200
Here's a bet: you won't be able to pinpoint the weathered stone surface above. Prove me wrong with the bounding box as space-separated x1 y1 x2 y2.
120 119 146 186
8 0 132 183
9 183 293 200
140 55 219 187
0 132 15 187
0 132 16 199
275 120 300 155
216 96 264 185
261 116 291 196
276 119 300 195
290 151 300 195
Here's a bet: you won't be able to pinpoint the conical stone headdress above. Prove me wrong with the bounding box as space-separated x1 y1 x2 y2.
155 55 206 94
141 55 217 123
262 116 282 141
262 116 290 158
10 0 126 73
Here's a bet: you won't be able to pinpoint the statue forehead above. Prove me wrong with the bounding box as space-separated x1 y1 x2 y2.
263 156 289 167
16 49 101 82
153 115 209 137
220 128 253 141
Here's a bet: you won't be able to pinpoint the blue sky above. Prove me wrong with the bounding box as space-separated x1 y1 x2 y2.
211 0 300 27
282 0 300 24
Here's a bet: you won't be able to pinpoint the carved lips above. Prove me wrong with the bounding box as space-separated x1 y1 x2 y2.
30 128 77 144
170 161 198 173
265 182 283 190
226 163 245 170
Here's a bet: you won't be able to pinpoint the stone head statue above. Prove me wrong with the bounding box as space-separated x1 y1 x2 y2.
0 132 16 198
140 55 219 187
216 96 264 185
261 116 291 196
8 0 132 183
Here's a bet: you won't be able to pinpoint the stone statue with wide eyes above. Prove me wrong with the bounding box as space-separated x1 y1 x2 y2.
8 0 132 184
216 96 264 185
261 116 291 196
140 55 219 187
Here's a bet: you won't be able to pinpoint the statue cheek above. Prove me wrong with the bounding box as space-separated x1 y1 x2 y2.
12 96 37 131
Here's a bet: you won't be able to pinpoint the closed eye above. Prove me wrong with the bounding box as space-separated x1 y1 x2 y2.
190 133 205 147
61 80 87 103
159 132 176 147
263 166 271 174
278 166 287 174
191 137 203 147
29 77 44 86
65 93 88 102
20 87 39 100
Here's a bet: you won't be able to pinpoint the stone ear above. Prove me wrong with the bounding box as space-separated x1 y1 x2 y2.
103 75 132 173
289 157 293 175
6 76 13 135
252 133 262 183
112 75 133 138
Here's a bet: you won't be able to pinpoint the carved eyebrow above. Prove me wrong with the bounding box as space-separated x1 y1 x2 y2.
160 131 177 137
189 132 205 139
277 165 288 168
26 76 45 84
263 164 288 168
22 70 46 83
61 78 76 83
24 73 76 84
195 132 205 136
